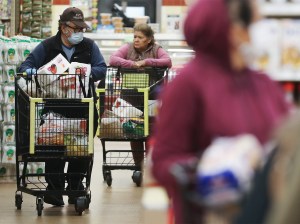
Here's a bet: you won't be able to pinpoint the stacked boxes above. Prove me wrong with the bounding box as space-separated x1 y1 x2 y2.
0 36 44 182
21 0 52 38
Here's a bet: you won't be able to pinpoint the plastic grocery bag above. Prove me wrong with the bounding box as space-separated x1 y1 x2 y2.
112 98 143 119
99 109 124 138
37 112 64 145
196 134 264 207
123 118 144 137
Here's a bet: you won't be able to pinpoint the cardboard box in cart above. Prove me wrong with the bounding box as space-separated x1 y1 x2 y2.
37 53 70 75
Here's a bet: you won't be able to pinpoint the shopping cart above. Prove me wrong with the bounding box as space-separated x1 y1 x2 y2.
15 73 96 216
97 67 168 187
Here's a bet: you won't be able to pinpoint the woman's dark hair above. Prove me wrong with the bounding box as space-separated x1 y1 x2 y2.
134 23 155 45
224 0 253 28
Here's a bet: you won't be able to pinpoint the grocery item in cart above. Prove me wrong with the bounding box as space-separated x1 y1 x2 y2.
63 118 87 134
64 135 88 156
37 113 64 145
123 118 144 137
99 109 124 138
196 134 263 207
37 53 70 75
112 97 143 119
37 123 64 145
69 62 91 76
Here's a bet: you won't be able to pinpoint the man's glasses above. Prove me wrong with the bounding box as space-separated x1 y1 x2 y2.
65 24 86 33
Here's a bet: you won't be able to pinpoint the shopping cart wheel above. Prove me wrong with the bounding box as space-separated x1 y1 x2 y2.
132 171 143 187
15 192 23 210
36 197 43 216
75 197 86 215
102 166 106 181
104 170 112 187
86 192 91 209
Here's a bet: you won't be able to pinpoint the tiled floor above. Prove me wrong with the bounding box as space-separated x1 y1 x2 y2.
0 139 154 224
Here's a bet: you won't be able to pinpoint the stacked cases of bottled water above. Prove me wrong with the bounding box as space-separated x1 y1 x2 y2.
0 35 44 182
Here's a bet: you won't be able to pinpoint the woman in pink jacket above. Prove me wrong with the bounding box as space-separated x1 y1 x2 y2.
109 23 172 168
109 23 172 68
151 0 291 223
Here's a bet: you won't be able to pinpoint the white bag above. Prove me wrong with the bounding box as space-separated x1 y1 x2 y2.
112 98 143 119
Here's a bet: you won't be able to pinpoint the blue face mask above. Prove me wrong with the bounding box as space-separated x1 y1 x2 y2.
68 32 83 45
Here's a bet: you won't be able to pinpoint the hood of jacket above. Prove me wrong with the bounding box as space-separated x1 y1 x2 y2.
184 0 231 68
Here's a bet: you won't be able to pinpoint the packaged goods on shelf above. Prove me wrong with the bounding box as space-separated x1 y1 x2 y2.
2 124 15 144
21 0 52 38
0 164 16 183
281 20 300 76
250 19 281 76
2 144 16 164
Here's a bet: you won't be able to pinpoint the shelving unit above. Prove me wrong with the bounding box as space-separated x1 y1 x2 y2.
85 32 193 67
260 2 300 17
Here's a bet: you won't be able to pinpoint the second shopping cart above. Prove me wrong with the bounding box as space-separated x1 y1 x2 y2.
97 67 168 186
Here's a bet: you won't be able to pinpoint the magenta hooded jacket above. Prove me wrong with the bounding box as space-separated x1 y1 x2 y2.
151 0 290 223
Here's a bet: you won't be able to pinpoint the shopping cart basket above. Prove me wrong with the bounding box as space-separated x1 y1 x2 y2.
15 73 95 216
97 67 168 187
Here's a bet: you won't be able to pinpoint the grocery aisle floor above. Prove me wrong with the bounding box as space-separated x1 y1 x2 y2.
0 138 148 224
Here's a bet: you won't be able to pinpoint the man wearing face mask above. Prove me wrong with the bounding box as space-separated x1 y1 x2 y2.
18 7 106 80
18 7 107 206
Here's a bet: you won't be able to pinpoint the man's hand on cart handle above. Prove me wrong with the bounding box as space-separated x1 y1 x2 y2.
25 68 37 77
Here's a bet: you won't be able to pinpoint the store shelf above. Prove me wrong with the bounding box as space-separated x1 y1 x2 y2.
260 3 300 17
85 32 186 41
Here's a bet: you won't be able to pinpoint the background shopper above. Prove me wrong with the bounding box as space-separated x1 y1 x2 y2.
109 23 172 167
18 7 107 206
150 0 291 223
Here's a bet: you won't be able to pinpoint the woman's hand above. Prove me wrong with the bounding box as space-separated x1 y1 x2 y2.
134 60 146 68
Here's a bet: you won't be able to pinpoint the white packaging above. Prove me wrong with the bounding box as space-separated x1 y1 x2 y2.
2 125 15 143
3 85 15 104
249 19 282 77
4 42 19 64
4 65 16 83
0 43 3 64
69 62 91 76
63 118 87 134
0 85 3 103
4 104 15 122
281 19 300 78
196 134 263 207
0 144 2 163
30 162 37 174
0 66 3 83
148 100 159 117
0 104 3 121
36 162 45 174
2 144 16 164
19 41 32 61
112 98 143 118
37 53 70 75
19 162 30 175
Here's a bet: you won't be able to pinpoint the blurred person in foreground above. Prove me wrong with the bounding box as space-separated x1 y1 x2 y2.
151 0 291 223
109 23 172 168
18 7 107 206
